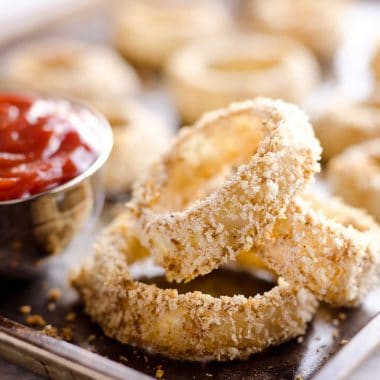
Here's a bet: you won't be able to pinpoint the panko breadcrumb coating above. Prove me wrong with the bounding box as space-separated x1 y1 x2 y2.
130 99 321 283
71 212 318 361
254 193 380 306
328 138 380 222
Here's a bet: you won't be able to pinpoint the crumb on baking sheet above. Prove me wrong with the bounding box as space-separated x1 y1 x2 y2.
295 375 304 380
340 339 349 345
338 312 347 321
297 336 304 344
119 355 129 362
41 324 59 338
61 326 74 341
48 288 61 302
65 312 77 322
155 365 164 379
88 334 96 342
19 305 31 315
47 302 56 311
26 314 46 327
332 329 340 338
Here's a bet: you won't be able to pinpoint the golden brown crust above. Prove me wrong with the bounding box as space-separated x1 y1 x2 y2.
328 138 380 222
130 99 321 283
71 213 318 361
314 99 380 160
114 0 231 69
247 0 348 63
0 38 140 101
166 34 320 123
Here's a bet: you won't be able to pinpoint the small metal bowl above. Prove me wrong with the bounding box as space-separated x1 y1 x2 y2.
0 96 113 278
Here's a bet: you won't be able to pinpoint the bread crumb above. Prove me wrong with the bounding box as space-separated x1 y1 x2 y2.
155 365 164 379
295 375 304 380
41 324 59 338
19 305 31 315
340 339 349 345
47 303 56 311
26 315 46 327
48 288 61 302
338 312 347 321
65 312 77 322
297 336 304 344
87 334 96 342
61 326 73 341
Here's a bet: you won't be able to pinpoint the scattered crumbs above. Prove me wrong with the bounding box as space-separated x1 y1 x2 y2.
332 318 340 326
144 355 149 363
119 355 129 363
47 303 56 312
340 339 349 345
41 324 59 338
297 336 304 344
338 312 347 321
65 312 77 322
61 326 73 341
19 305 31 315
332 329 340 338
155 365 164 379
48 288 61 302
206 374 213 377
295 375 304 380
87 334 96 343
26 314 46 327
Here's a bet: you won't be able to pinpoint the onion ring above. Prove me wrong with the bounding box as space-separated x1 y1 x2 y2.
71 212 318 361
0 38 140 100
246 0 348 63
327 138 380 222
130 99 321 283
114 0 231 69
314 98 380 160
166 34 320 123
253 193 380 306
89 99 172 194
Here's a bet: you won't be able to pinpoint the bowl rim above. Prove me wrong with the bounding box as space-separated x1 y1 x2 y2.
0 92 113 206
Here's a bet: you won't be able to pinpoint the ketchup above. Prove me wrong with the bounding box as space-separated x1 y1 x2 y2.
0 93 98 201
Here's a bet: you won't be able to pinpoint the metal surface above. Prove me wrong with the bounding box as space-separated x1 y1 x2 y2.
0 97 113 278
312 312 380 380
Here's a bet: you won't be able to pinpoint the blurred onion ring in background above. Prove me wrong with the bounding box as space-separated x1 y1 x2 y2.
246 0 349 63
314 97 380 161
0 38 140 100
88 98 172 195
328 138 380 222
114 0 231 70
129 99 321 283
71 212 318 361
166 34 320 123
253 193 380 306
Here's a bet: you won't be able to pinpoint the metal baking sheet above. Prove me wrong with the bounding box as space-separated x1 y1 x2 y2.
0 2 380 379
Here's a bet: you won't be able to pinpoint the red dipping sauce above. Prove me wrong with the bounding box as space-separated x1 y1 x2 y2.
0 93 99 201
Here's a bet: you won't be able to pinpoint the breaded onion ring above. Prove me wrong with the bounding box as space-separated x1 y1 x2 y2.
166 34 320 123
328 138 380 222
89 99 172 194
246 0 348 63
371 41 380 83
130 99 321 283
71 212 318 361
0 38 140 100
114 0 231 69
254 193 380 306
314 98 380 160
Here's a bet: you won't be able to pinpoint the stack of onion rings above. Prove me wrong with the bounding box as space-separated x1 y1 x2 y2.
72 98 380 361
